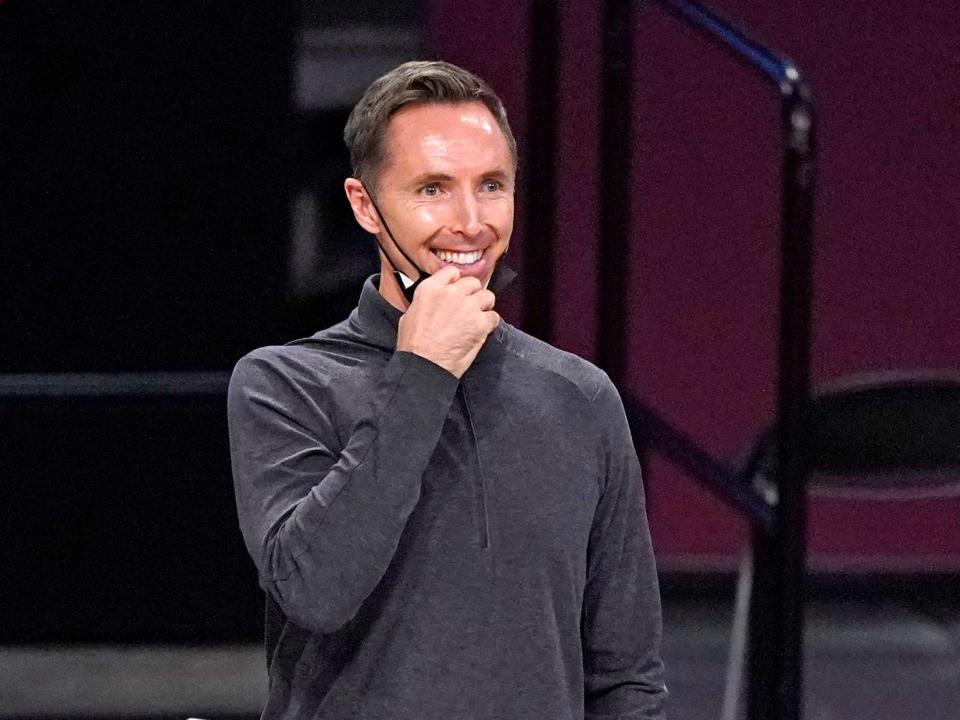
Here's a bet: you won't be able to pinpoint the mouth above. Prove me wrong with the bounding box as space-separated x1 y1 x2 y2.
431 248 485 267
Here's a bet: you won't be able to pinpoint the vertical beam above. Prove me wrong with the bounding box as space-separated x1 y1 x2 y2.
597 0 636 385
636 4 817 717
522 0 561 341
747 82 815 720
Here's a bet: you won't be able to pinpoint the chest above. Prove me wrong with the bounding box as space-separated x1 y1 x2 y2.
330 357 603 574
421 376 602 573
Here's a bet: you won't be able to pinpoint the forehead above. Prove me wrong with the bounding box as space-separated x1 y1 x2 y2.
381 101 514 177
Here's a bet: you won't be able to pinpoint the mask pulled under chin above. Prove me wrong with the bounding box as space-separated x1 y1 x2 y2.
396 262 517 303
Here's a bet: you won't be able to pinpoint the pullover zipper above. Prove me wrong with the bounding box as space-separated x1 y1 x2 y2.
459 384 491 549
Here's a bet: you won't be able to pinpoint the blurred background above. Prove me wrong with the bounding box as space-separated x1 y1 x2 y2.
1 0 958 718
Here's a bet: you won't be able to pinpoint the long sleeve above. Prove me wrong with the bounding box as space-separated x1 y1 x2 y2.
227 346 459 635
582 377 668 719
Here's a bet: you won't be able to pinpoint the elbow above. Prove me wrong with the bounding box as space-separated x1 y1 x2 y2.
286 604 357 636
260 535 366 635
257 512 384 636
264 575 361 635
584 658 669 719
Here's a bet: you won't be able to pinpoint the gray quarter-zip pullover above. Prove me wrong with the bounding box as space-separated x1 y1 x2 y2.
227 276 667 719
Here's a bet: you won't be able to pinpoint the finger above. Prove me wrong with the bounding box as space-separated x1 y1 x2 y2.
454 276 483 295
472 288 496 311
484 310 501 333
431 265 461 285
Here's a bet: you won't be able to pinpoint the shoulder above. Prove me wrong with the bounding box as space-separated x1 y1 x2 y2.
228 319 360 398
497 323 611 403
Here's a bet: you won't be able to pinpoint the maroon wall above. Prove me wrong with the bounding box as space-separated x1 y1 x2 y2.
429 0 960 570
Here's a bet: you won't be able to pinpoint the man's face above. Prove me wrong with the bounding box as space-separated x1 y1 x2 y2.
349 101 515 306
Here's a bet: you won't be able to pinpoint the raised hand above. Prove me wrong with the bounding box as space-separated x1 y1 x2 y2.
396 266 500 378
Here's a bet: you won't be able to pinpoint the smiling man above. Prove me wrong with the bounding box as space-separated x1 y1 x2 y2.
228 61 667 720
344 98 514 303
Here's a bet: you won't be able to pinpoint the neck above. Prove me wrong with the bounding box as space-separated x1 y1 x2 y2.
378 262 411 312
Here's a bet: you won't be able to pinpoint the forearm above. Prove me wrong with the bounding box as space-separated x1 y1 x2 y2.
582 528 667 720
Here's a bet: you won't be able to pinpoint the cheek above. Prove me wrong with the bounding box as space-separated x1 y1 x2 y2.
494 202 514 236
410 205 445 228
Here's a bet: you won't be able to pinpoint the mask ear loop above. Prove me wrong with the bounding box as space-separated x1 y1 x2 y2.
362 183 432 303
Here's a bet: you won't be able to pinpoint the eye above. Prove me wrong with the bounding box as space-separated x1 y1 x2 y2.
420 183 440 197
482 180 502 192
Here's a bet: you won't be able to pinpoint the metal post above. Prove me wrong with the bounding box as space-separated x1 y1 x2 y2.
745 82 816 720
523 0 561 341
597 0 637 385
627 3 818 718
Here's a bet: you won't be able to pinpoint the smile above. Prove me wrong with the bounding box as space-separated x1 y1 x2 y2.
432 248 484 265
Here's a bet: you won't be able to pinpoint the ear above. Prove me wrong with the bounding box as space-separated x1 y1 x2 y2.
344 178 382 235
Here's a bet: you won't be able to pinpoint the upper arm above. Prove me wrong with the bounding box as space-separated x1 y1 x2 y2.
227 348 341 571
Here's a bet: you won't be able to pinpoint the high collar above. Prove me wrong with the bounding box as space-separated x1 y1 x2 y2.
348 263 517 354
350 275 405 351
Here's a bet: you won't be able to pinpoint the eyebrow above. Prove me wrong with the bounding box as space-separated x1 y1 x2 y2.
407 167 514 188
483 167 513 183
408 172 455 188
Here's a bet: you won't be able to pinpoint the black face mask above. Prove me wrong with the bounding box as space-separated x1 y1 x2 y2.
361 183 517 303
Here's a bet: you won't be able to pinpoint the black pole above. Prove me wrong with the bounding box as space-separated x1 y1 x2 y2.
522 0 561 341
624 395 775 528
745 81 815 720
636 3 817 719
597 0 637 386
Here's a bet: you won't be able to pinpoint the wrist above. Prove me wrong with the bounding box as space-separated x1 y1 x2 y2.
394 349 461 380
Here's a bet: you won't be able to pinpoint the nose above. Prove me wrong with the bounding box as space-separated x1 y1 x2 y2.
449 189 484 238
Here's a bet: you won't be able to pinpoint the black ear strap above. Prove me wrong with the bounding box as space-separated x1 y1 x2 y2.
363 185 431 303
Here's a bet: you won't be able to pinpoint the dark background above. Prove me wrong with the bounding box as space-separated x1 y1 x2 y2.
0 0 415 643
2 0 958 651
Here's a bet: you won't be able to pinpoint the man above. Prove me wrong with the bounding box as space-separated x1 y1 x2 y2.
228 60 667 719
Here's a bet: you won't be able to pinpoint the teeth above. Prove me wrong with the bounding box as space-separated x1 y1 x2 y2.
433 249 483 265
